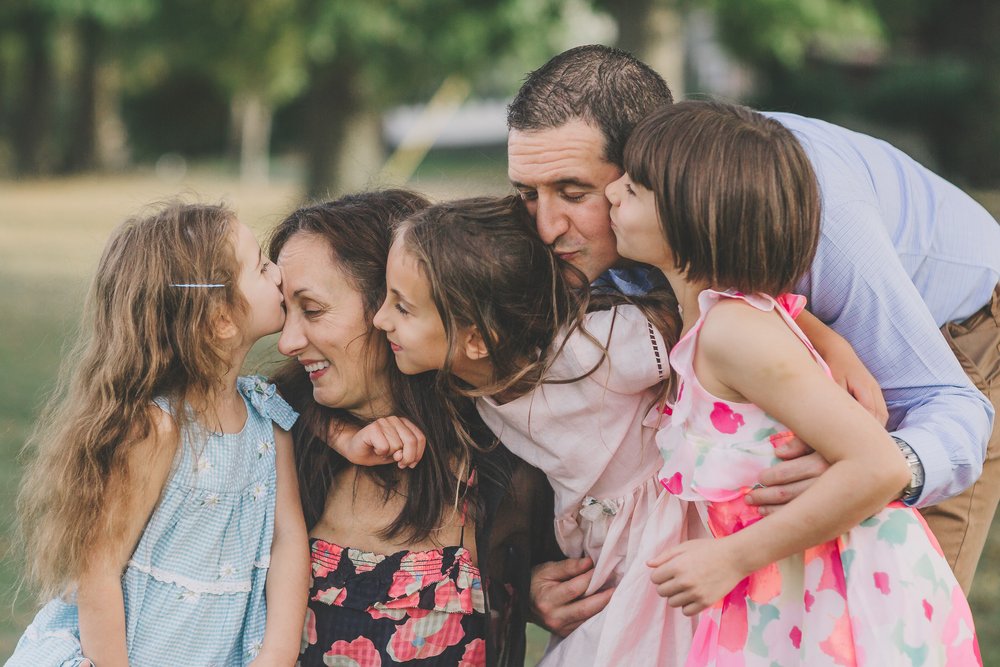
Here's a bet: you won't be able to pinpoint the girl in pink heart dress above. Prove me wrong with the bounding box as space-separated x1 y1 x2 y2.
607 100 980 666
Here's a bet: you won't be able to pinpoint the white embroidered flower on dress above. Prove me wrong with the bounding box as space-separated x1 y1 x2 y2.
201 493 221 507
247 641 263 658
178 590 200 604
579 496 620 522
220 563 237 578
257 440 273 458
196 454 212 474
251 483 267 500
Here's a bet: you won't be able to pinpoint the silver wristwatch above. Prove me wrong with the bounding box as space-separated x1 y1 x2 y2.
892 436 924 503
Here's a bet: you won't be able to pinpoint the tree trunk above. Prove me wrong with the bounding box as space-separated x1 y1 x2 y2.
302 58 359 199
601 0 685 97
923 0 1000 186
62 16 101 173
12 10 54 176
235 93 273 185
604 0 656 57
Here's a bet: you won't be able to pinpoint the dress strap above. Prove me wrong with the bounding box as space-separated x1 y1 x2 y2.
238 375 299 430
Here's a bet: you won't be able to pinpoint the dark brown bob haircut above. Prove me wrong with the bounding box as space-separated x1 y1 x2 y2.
624 100 821 295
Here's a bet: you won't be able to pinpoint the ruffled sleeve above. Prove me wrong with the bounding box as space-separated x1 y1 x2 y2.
562 305 667 394
775 292 807 319
238 375 298 431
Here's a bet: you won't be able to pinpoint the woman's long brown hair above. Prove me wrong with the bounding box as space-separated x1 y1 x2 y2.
269 190 498 542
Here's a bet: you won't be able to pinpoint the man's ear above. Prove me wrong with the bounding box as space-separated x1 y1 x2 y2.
461 325 489 361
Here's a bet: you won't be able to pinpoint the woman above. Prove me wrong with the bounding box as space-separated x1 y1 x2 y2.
268 190 559 666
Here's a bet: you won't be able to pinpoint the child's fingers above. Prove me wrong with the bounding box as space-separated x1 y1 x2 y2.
378 416 414 467
399 418 426 468
664 587 698 610
366 427 391 457
646 546 677 569
682 600 706 617
377 417 406 458
384 416 425 468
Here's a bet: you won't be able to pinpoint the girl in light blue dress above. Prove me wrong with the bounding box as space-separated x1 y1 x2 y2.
7 201 310 666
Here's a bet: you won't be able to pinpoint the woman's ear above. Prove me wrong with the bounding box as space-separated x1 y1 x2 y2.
461 326 489 360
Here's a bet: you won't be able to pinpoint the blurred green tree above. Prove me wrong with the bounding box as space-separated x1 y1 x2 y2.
126 0 307 183
2 3 56 176
291 0 564 197
0 0 154 175
867 0 1000 186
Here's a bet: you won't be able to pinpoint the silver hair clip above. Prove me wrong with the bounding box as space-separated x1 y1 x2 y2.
169 283 226 288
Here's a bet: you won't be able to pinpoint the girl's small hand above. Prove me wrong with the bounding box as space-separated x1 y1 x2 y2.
350 416 427 468
647 538 747 616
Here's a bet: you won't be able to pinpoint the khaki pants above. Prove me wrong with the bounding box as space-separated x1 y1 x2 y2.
921 284 1000 593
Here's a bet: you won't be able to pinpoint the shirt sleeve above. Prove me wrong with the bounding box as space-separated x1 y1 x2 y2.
798 200 993 507
561 305 667 394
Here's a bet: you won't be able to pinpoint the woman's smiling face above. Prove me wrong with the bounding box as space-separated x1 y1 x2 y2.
277 232 392 419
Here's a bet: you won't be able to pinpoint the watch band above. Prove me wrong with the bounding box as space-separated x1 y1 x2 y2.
892 436 924 503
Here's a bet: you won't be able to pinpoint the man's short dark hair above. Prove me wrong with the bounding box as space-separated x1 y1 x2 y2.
507 44 673 168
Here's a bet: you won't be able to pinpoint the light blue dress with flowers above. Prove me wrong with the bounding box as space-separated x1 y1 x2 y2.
6 376 297 667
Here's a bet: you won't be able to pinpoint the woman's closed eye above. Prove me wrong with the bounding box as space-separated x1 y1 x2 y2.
297 300 325 318
394 303 410 317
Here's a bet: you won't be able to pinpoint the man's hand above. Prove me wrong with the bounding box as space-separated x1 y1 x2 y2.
744 433 829 515
529 557 613 637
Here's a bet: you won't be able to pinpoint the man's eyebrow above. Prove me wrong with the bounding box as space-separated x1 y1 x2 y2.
511 177 595 190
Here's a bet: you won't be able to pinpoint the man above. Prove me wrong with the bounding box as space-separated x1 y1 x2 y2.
511 44 1000 636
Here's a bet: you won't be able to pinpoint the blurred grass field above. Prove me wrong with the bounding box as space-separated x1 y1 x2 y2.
1 167 999 664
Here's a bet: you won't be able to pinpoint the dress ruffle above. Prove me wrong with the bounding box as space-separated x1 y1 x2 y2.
309 539 484 617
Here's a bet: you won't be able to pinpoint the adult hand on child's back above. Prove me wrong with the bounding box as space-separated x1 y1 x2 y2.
823 340 889 427
529 557 614 637
744 434 830 515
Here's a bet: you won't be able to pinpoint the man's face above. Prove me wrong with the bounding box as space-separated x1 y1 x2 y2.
508 119 623 282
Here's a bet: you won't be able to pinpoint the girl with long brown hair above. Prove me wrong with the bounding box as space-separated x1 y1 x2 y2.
9 201 309 666
371 194 695 665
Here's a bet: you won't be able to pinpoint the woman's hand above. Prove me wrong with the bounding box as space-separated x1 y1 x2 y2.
647 538 746 617
331 417 427 468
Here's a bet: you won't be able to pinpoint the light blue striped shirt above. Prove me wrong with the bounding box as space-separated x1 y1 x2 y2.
608 112 999 507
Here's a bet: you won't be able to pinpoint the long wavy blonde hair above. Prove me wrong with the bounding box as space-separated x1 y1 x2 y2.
16 200 247 599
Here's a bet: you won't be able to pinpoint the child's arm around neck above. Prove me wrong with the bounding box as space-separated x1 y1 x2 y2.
650 298 911 615
77 405 179 667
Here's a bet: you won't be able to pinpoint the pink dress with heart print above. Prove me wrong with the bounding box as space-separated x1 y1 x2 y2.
656 289 980 667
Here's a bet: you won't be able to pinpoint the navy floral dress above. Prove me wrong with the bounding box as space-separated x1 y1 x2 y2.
298 537 486 666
